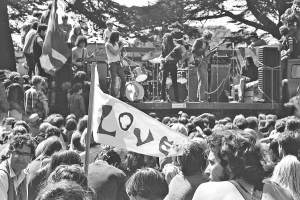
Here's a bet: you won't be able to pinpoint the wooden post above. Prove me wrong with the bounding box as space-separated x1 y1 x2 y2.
84 62 96 175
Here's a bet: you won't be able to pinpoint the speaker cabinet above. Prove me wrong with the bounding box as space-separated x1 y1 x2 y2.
287 59 300 97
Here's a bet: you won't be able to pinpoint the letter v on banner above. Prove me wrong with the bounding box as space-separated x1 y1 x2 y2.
86 65 188 159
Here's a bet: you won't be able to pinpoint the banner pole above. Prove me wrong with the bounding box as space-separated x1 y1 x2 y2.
84 62 96 175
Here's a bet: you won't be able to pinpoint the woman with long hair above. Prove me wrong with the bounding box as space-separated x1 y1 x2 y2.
263 155 300 200
105 31 126 100
68 25 83 48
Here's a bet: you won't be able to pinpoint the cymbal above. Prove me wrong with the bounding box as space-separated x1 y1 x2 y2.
142 50 161 61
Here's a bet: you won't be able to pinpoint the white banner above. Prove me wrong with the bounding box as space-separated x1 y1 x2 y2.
90 67 188 157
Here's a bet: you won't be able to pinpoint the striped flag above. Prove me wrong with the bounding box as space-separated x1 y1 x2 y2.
40 0 71 75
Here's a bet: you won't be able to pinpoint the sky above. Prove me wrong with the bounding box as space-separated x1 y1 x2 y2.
113 0 158 7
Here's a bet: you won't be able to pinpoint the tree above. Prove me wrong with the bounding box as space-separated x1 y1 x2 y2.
186 0 292 38
0 0 16 71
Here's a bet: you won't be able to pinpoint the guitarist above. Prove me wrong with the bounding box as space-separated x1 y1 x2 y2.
72 36 89 72
192 30 213 102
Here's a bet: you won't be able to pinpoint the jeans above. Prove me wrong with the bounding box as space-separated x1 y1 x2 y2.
161 62 178 101
109 62 126 98
197 61 208 101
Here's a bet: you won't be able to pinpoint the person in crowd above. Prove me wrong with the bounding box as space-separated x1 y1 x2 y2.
0 134 35 200
126 168 168 200
28 150 82 200
70 131 85 153
105 31 126 100
69 83 86 119
248 32 267 48
233 114 248 130
88 158 129 200
23 21 39 77
103 21 114 42
32 24 48 77
0 71 9 122
6 83 24 120
277 131 300 159
79 128 103 164
40 3 52 24
36 180 93 200
162 37 189 102
72 36 89 72
122 152 145 177
77 115 88 134
98 148 122 168
68 25 83 48
59 14 72 42
24 75 49 119
192 30 213 102
263 155 300 200
171 123 188 136
64 118 77 145
165 140 208 200
193 129 266 200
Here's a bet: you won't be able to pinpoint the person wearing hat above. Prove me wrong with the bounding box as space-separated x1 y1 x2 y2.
248 32 267 48
103 21 114 42
0 71 9 122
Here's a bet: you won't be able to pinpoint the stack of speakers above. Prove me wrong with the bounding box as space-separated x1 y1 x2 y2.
258 46 281 103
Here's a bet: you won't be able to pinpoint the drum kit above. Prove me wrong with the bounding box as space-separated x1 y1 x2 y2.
119 55 193 102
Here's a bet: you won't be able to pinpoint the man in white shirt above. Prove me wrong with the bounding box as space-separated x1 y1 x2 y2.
0 134 35 200
103 21 113 42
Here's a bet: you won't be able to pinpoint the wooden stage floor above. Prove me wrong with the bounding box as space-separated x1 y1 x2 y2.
128 102 283 117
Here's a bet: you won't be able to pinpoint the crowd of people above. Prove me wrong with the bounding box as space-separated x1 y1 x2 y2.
1 67 300 199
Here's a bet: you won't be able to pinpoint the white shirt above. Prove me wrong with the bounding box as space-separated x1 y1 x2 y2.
0 160 28 200
105 42 121 64
103 28 112 42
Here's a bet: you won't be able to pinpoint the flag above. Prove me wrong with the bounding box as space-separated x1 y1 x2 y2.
40 0 71 75
89 66 188 157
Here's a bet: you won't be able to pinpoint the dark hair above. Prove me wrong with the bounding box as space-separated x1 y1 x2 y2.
123 152 144 174
71 83 83 94
13 120 30 133
99 149 121 167
75 36 87 47
71 131 85 152
285 118 300 131
66 119 77 131
220 130 265 188
277 131 300 157
109 31 120 46
37 24 47 33
73 71 87 84
48 150 82 175
246 57 255 66
31 21 39 30
11 126 28 136
126 168 168 199
77 116 88 134
32 75 45 86
62 15 68 20
36 180 92 200
162 33 175 54
246 116 258 130
178 141 207 176
48 165 88 189
45 126 61 138
41 136 63 157
44 114 65 128
9 134 36 156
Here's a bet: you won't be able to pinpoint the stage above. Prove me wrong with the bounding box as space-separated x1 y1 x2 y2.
128 101 284 118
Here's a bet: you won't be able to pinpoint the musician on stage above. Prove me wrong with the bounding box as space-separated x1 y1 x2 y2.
105 31 126 100
72 36 88 72
192 30 213 102
161 35 188 102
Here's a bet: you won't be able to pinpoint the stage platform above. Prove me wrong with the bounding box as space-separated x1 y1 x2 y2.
128 102 284 118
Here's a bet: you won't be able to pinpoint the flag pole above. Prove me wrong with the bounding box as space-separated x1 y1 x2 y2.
84 61 96 175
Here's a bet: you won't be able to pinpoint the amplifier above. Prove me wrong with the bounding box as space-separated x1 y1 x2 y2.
258 46 281 103
287 59 300 97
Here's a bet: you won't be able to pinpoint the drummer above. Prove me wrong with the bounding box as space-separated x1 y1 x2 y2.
161 35 188 103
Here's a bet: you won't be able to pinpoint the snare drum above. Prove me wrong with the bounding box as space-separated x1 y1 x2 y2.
133 66 148 82
125 81 145 102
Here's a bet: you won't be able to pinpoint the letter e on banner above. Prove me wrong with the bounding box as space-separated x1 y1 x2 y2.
159 136 174 156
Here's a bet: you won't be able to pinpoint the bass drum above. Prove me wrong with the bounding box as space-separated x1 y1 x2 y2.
168 84 187 102
125 81 144 102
